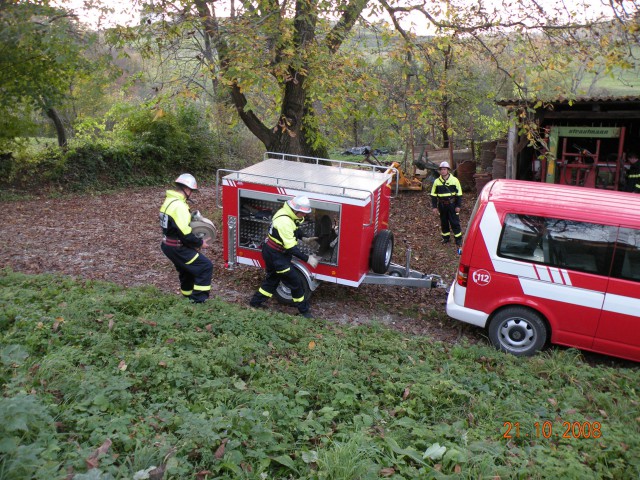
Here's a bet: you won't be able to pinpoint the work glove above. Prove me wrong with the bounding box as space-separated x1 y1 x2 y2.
301 236 319 245
307 255 320 268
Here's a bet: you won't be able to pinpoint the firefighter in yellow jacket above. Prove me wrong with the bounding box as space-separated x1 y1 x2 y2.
431 161 463 246
250 196 320 318
160 174 213 303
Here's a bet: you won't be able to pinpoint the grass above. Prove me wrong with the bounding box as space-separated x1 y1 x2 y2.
580 67 640 96
1 270 639 479
0 188 36 202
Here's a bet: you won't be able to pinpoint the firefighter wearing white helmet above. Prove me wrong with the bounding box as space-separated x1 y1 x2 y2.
159 173 213 303
287 195 312 214
431 161 464 246
250 195 319 318
175 173 198 191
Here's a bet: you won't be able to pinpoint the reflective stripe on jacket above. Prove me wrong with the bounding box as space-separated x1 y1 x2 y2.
159 190 202 248
266 203 309 262
627 163 640 192
431 174 463 208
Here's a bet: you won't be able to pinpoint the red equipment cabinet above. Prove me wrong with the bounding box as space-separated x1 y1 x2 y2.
216 153 444 299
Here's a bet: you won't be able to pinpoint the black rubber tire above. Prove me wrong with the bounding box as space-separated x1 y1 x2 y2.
370 230 394 274
274 266 312 306
190 220 217 244
488 307 548 357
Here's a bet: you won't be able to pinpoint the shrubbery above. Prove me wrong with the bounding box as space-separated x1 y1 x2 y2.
2 270 639 479
1 100 227 191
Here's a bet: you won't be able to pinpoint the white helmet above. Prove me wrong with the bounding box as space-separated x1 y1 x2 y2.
439 161 451 169
287 195 312 214
175 173 198 190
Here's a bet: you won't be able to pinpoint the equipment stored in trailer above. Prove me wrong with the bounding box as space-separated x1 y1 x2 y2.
216 153 445 303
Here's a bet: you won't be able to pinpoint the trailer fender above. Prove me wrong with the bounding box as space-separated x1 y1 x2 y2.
274 260 320 306
291 259 321 292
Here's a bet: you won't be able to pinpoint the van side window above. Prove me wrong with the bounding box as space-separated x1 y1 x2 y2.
498 215 547 262
611 228 640 282
498 214 616 276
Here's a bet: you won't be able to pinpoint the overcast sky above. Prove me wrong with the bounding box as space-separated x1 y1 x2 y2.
58 0 633 32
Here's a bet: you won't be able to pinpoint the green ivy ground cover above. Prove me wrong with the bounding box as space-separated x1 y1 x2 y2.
1 270 639 479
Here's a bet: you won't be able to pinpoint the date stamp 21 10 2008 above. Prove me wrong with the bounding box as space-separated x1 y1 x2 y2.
502 421 602 440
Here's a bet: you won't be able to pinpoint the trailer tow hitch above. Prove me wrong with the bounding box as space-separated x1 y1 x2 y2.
362 244 447 289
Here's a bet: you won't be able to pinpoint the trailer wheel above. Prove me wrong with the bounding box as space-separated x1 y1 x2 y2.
190 220 217 244
274 266 312 306
488 307 548 357
370 230 394 274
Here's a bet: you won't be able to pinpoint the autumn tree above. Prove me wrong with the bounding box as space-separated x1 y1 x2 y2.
382 0 639 102
117 0 381 157
108 0 639 158
0 0 101 148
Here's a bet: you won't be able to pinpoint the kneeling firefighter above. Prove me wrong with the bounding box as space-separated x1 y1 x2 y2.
250 196 320 318
160 173 213 303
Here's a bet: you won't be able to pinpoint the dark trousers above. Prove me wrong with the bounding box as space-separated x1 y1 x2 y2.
161 243 213 303
250 245 310 314
438 203 462 242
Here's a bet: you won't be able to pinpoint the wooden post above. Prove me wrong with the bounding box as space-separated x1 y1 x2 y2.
506 122 517 179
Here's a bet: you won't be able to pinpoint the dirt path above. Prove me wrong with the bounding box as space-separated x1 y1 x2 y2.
0 185 482 344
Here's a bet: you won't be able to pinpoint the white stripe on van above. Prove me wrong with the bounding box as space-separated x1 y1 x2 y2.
520 278 605 310
535 265 551 282
480 202 501 258
603 293 640 317
549 267 564 284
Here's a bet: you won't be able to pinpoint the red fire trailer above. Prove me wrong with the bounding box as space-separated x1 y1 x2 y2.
216 153 444 303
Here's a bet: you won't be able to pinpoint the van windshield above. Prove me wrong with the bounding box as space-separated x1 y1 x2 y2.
463 196 482 245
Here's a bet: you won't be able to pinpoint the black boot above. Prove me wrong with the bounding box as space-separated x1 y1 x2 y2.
249 292 268 309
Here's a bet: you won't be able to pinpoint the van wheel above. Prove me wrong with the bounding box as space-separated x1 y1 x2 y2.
488 307 548 357
274 267 312 306
371 230 394 274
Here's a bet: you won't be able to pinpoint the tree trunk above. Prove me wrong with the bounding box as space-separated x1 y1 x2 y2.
441 98 450 148
440 44 453 149
266 70 328 158
45 106 67 148
195 0 365 159
352 118 359 147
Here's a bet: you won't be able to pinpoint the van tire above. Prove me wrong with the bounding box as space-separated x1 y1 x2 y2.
274 266 312 306
371 230 394 274
488 307 548 357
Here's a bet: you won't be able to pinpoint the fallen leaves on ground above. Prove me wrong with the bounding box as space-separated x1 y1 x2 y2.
0 185 482 344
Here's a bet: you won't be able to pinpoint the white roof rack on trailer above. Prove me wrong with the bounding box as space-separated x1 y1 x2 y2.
216 152 399 207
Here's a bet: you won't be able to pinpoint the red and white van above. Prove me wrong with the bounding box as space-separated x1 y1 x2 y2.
447 179 640 362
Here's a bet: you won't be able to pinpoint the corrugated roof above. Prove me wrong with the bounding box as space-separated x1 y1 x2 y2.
496 95 640 107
